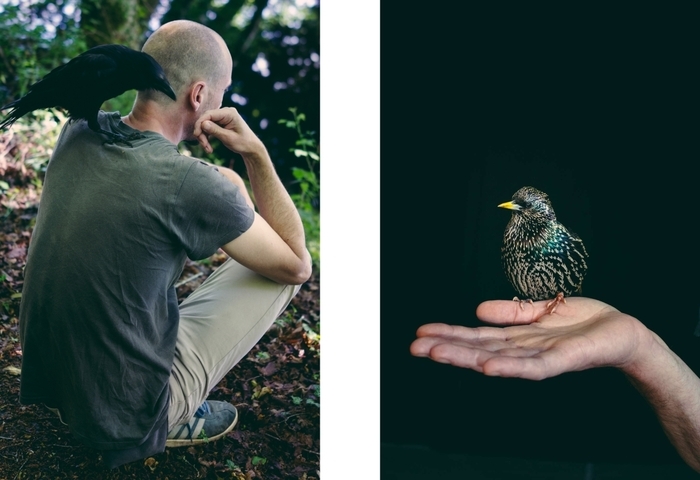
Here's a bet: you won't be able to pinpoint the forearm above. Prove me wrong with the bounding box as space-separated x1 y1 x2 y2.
623 328 700 472
241 147 309 264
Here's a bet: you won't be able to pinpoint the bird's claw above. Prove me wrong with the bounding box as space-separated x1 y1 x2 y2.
512 296 534 311
102 131 143 148
545 292 566 315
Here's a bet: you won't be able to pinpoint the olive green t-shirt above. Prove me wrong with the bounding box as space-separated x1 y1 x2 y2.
18 112 254 466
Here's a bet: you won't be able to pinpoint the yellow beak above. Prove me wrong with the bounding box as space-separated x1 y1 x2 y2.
498 201 521 211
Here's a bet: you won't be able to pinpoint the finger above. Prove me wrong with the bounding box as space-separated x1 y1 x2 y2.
411 333 502 355
200 120 226 138
193 108 237 137
476 300 551 326
481 347 576 380
416 323 508 342
197 132 212 153
410 336 445 357
481 356 554 380
427 343 499 372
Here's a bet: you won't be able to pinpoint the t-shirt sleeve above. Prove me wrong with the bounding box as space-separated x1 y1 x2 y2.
169 160 255 260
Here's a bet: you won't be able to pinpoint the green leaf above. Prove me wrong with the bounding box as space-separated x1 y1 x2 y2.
256 351 270 361
293 149 309 157
226 459 239 470
308 152 320 161
251 456 267 466
0 180 9 190
292 167 307 180
291 395 302 405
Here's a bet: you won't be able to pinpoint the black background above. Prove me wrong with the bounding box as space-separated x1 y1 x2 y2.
381 3 700 467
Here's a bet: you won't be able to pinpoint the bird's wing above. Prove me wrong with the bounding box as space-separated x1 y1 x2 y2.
26 53 119 96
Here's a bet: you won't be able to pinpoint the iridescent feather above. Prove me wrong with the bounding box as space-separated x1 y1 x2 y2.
498 186 588 312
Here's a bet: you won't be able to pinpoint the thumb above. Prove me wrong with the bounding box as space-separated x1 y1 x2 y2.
201 120 221 134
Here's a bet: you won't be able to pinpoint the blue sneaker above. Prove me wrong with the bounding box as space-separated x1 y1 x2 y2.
166 400 238 447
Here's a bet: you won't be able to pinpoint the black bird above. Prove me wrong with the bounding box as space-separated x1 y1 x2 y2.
0 44 176 145
498 186 589 314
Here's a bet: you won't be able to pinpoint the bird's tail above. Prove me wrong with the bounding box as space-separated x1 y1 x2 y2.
0 100 22 131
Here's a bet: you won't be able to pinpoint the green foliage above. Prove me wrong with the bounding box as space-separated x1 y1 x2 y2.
102 90 137 116
279 107 320 269
225 459 240 470
255 351 270 361
0 4 86 105
251 456 267 466
0 110 67 210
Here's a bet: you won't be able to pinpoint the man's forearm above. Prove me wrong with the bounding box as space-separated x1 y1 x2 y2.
623 329 700 472
241 148 309 263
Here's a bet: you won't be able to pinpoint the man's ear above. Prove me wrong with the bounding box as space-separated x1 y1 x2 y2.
188 82 206 111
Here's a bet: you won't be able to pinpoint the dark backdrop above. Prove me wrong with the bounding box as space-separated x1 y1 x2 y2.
381 3 700 468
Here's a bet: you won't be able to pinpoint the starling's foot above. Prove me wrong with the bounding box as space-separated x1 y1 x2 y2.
545 292 566 315
512 296 534 311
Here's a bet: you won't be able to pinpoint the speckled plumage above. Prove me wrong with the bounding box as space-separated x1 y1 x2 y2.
499 186 589 305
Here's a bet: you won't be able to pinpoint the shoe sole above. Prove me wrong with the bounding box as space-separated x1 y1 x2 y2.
165 413 238 448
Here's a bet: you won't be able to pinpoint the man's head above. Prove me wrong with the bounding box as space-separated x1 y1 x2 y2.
137 20 232 141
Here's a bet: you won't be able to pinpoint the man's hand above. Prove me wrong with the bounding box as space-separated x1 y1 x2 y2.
411 298 700 472
410 297 651 380
194 108 262 155
193 108 311 285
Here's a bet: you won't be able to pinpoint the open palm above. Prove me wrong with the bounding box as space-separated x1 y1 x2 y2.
410 297 649 380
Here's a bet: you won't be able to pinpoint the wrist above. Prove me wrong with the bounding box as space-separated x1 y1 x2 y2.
241 147 270 165
620 320 672 381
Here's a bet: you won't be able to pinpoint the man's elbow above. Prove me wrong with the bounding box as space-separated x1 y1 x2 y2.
281 250 312 285
289 254 312 285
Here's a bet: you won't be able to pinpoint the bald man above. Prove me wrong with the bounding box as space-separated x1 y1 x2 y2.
18 20 311 468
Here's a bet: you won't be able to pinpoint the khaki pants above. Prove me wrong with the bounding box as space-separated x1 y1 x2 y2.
167 258 300 429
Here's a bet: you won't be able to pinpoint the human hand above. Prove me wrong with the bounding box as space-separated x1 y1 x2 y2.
410 297 653 380
193 108 264 156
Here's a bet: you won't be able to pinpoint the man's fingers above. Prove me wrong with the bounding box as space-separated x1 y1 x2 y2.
476 300 552 325
480 356 549 379
416 323 508 341
481 345 578 380
197 132 212 153
194 108 239 136
425 343 498 372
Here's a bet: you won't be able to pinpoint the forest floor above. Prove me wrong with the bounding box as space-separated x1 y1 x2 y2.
0 191 320 479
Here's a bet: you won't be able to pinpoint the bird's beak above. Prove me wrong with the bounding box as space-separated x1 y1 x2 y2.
498 201 521 211
157 79 177 101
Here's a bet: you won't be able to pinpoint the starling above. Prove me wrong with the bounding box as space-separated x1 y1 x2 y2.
0 44 176 145
498 186 589 314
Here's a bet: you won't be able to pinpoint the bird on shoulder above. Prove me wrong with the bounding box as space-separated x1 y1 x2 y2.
498 186 589 315
0 44 176 146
